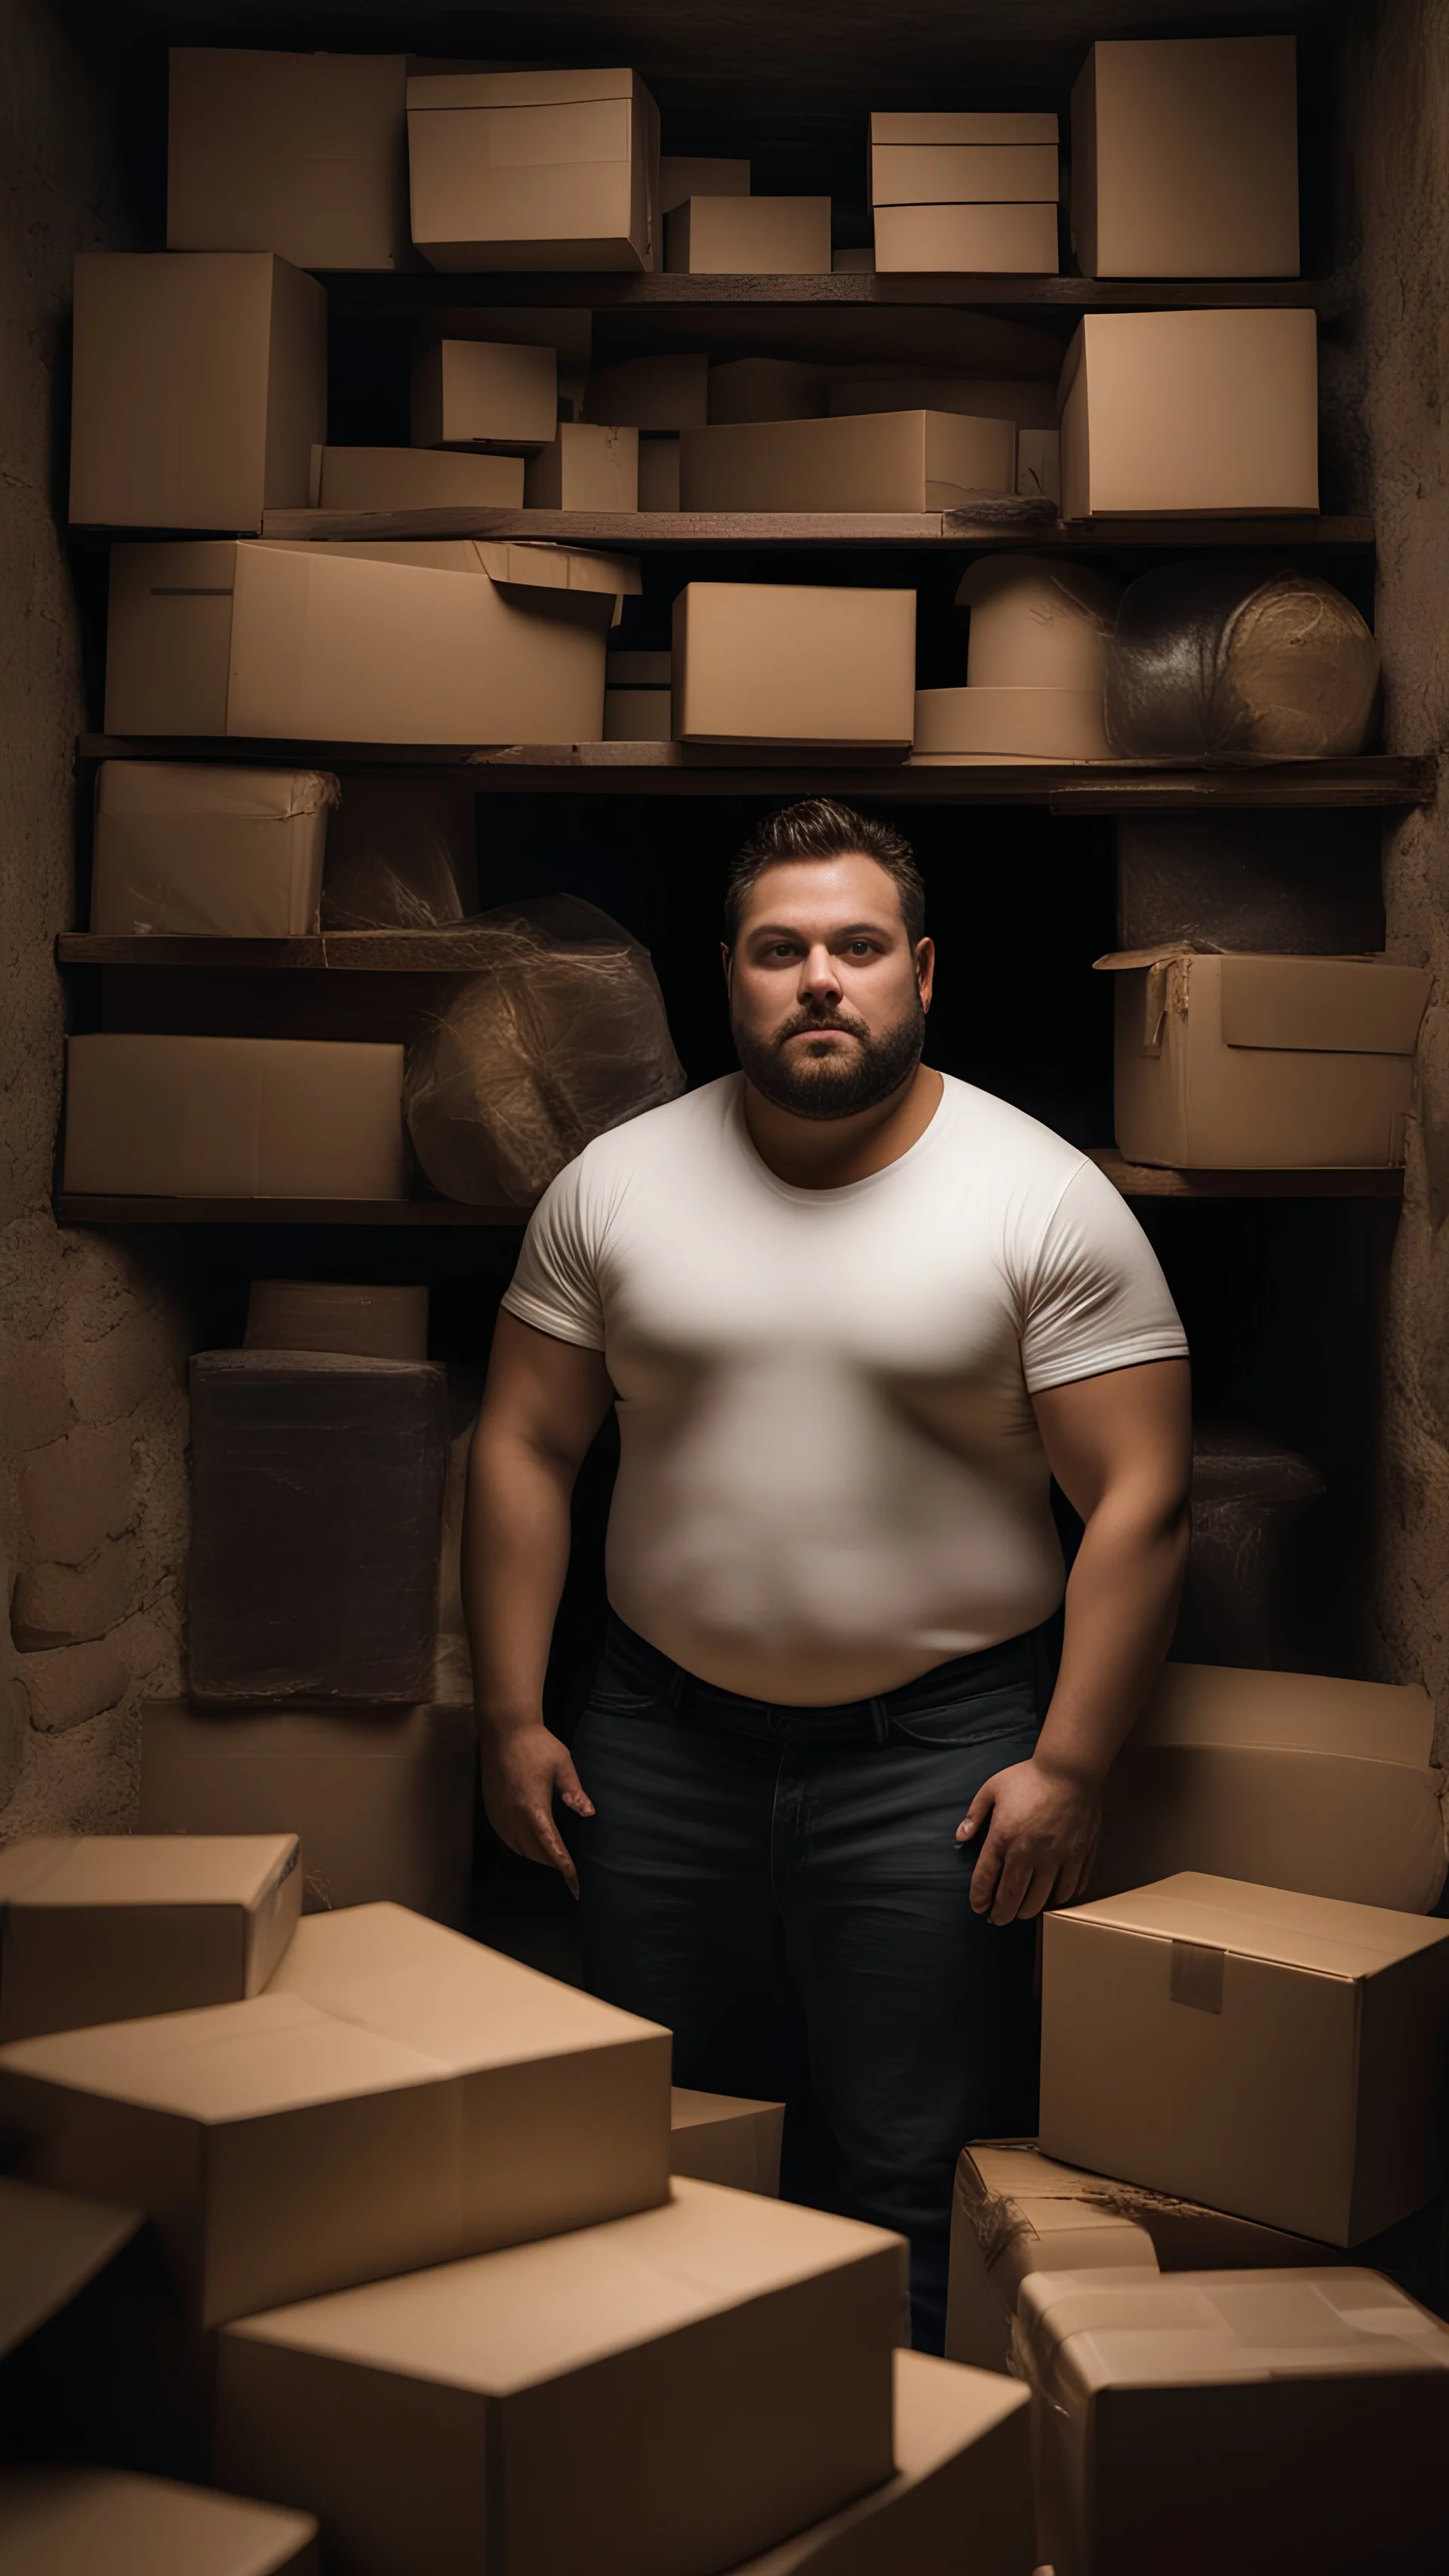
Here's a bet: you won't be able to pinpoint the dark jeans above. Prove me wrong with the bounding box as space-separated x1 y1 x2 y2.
562 1613 1057 2353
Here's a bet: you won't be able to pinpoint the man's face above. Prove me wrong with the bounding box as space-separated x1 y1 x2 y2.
725 852 934 1121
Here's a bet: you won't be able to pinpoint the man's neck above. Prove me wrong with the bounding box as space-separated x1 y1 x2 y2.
742 1061 944 1190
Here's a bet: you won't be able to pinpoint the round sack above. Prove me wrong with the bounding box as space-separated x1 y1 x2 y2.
1103 559 1381 759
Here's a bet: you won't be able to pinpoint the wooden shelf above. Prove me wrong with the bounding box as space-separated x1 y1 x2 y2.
323 272 1340 315
1088 1151 1404 1200
256 503 1371 551
58 931 554 971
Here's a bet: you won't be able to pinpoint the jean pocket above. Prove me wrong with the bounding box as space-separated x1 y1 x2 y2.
887 1683 1039 1753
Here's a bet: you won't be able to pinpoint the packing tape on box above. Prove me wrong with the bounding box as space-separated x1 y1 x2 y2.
964 2165 1260 2273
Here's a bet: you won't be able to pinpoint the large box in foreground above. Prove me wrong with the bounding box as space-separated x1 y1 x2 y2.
62 1035 407 1202
168 48 410 271
1040 1873 1449 2244
679 410 1016 512
1072 36 1300 279
408 68 659 272
91 763 337 939
672 583 916 747
1059 309 1318 518
0 2466 318 2576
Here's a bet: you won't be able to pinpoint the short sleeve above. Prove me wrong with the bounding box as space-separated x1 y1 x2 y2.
499 1153 608 1352
1017 1159 1189 1395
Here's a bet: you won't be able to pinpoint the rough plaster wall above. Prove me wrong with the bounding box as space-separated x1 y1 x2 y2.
0 0 193 1833
1345 0 1449 1747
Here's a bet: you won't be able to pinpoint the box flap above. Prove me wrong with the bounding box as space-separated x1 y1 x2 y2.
1218 955 1432 1054
407 66 643 109
1015 2264 1449 2402
1134 1663 1436 1765
0 1834 300 1912
1060 1873 1449 1978
0 2174 143 2359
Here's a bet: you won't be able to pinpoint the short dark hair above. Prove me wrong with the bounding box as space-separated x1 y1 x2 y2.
723 800 926 947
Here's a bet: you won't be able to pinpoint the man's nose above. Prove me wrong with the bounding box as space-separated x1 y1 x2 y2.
798 942 842 1001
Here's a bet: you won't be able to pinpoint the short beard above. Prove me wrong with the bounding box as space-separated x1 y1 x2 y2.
733 993 926 1121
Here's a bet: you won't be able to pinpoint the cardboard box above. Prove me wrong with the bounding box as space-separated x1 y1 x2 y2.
680 411 1017 512
454 308 593 418
869 110 1058 145
709 358 830 423
62 1034 408 1200
0 1836 300 2045
139 1704 476 1926
91 763 337 938
726 2350 1029 2576
1039 1872 1449 2244
829 371 1058 427
1097 1661 1447 1913
1018 2264 1449 2576
1094 949 1432 1168
660 155 749 213
1016 426 1060 503
1073 36 1300 279
525 422 640 510
956 555 1119 689
314 447 525 509
1058 309 1318 518
168 48 409 271
0 2467 318 2576
411 339 557 451
870 143 1058 205
913 688 1110 759
605 688 672 740
69 254 325 533
243 1279 429 1360
667 197 832 275
670 2087 784 2194
104 539 638 744
218 2177 903 2576
673 583 916 749
407 68 660 272
606 651 671 685
583 352 708 432
638 432 681 509
0 1904 669 2328
0 2171 143 2361
873 204 1059 273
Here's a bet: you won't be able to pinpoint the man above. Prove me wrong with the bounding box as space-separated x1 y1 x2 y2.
463 797 1191 2350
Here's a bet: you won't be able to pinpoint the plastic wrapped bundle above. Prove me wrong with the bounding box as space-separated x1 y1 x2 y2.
405 896 686 1206
1172 1426 1327 1670
320 776 478 930
1104 560 1381 759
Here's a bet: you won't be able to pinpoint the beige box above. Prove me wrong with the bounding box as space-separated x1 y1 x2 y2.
870 143 1058 205
956 556 1120 689
314 447 525 508
670 2087 784 2194
0 2171 143 2362
91 762 337 938
411 339 557 451
525 422 640 510
1058 309 1318 517
680 411 1016 512
408 68 659 272
139 1703 475 1927
244 1280 429 1360
673 583 916 749
709 358 830 423
455 308 593 417
638 432 681 509
605 688 672 740
667 196 832 275
873 203 1059 274
1073 37 1300 279
829 371 1058 428
0 2467 318 2576
1039 1873 1449 2245
913 688 1110 760
0 1836 301 2045
0 1901 669 2328
1097 1661 1447 1914
583 352 709 432
69 253 325 532
1019 2264 1449 2576
1016 426 1060 503
104 539 637 744
1094 949 1432 1168
218 2177 903 2576
870 111 1058 145
660 154 749 213
168 48 409 270
62 1034 408 1201
606 651 671 686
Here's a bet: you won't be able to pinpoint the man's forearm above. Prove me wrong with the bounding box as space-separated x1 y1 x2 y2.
463 1430 577 1735
1034 1486 1191 1789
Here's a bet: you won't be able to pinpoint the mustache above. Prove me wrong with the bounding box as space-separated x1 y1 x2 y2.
771 1005 872 1050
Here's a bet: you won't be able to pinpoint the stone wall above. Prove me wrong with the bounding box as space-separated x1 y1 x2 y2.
0 0 194 1832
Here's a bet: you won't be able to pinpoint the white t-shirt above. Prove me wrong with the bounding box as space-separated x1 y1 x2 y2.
503 1073 1188 1703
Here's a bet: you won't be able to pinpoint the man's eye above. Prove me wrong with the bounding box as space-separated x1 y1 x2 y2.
847 940 877 957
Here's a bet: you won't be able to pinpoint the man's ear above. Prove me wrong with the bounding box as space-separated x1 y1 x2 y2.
915 936 936 1013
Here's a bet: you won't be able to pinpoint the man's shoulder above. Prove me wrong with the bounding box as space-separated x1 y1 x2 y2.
940 1074 1090 1187
555 1074 738 1196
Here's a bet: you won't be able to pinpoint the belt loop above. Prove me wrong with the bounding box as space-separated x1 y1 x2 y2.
869 1696 891 1747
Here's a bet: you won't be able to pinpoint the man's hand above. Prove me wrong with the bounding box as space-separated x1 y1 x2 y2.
957 1756 1100 1925
480 1721 595 1900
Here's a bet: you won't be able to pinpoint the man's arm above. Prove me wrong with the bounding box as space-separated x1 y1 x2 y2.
959 1356 1192 1925
463 1309 614 1897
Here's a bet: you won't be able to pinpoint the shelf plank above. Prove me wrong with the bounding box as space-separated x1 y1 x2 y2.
322 272 1340 315
1088 1150 1404 1199
59 931 535 971
254 502 1371 551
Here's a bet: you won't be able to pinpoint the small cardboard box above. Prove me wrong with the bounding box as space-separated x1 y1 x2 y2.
1058 309 1318 517
660 155 749 213
666 196 832 275
870 143 1058 206
91 762 338 939
62 1035 408 1201
583 351 709 432
869 110 1058 145
242 1280 429 1361
873 205 1059 274
314 447 525 509
672 583 916 749
1072 36 1300 279
709 358 830 423
829 371 1058 427
104 539 638 744
1018 2264 1449 2576
408 67 660 272
679 411 1017 512
913 687 1109 760
0 2467 318 2576
605 687 672 740
0 1837 301 2044
670 2087 784 2195
69 253 325 533
525 422 640 510
638 432 681 510
168 48 409 271
139 1704 476 1927
1039 1873 1449 2245
0 1904 669 2328
1094 949 1432 1168
218 2177 903 2576
411 338 558 451
1097 1661 1447 1914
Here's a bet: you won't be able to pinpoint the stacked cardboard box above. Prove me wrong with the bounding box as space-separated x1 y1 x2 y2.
869 112 1059 275
406 69 661 272
1072 37 1300 279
